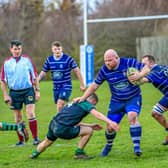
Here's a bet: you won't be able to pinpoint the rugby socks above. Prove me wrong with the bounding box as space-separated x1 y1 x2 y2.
105 130 116 148
75 148 85 155
100 131 116 156
29 118 38 139
130 124 142 153
0 122 18 131
31 149 40 158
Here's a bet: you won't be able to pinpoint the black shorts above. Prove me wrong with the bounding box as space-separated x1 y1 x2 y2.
9 87 35 110
47 120 80 141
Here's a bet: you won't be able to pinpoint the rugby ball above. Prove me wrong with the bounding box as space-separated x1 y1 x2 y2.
127 67 141 85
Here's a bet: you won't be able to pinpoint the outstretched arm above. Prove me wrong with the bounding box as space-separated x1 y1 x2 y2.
90 109 120 132
73 82 99 103
77 122 103 130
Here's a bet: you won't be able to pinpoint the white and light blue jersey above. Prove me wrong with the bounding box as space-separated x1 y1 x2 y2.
42 53 78 90
146 64 168 96
1 55 38 90
95 57 144 101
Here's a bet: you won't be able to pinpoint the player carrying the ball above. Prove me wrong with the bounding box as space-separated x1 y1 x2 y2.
74 49 150 157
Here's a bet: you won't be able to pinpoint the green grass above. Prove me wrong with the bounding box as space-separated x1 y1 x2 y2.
0 81 168 168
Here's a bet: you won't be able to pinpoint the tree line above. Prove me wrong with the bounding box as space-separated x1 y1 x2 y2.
0 0 168 74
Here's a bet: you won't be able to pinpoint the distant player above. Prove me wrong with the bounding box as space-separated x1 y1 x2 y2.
0 121 29 142
38 41 85 112
141 55 168 145
29 93 119 160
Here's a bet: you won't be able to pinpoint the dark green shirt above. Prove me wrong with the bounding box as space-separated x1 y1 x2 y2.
54 100 95 126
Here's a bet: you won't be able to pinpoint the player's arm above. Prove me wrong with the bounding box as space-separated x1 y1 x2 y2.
90 108 120 132
77 123 103 130
38 71 47 82
34 77 40 101
137 64 150 80
73 67 85 91
73 82 99 102
128 65 150 82
0 80 11 104
139 77 149 84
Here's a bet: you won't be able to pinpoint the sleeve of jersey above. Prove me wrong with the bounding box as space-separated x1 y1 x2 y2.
0 64 5 81
95 68 105 85
69 57 78 69
42 58 50 72
78 101 95 113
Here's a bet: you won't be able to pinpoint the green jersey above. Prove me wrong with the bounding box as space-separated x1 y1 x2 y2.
54 100 95 126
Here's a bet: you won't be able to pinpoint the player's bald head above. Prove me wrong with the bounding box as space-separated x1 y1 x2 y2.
104 49 119 59
103 49 119 70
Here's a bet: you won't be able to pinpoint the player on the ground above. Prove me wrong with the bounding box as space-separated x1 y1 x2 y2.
29 93 119 160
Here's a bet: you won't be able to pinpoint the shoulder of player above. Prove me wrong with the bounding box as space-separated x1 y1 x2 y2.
21 54 33 61
3 56 13 63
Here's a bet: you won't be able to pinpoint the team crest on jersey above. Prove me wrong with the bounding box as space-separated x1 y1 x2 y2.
113 82 129 90
28 96 33 101
53 71 63 79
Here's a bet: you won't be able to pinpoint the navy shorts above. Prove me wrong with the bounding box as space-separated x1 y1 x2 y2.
47 119 80 141
53 89 71 103
9 87 35 110
107 95 142 124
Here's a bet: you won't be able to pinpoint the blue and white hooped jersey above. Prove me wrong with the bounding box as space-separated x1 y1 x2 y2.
146 64 168 96
95 57 144 101
42 53 78 90
1 54 38 90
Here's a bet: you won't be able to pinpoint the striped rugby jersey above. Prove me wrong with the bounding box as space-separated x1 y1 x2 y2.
95 57 144 101
146 64 168 96
42 53 78 90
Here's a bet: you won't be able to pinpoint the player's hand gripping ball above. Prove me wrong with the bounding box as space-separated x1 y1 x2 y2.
127 67 141 85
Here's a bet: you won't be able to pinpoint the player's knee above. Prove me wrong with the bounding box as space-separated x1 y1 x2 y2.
128 112 138 124
27 112 35 119
87 127 93 136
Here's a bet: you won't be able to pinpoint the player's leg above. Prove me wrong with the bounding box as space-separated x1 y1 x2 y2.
30 137 54 159
101 113 123 157
100 101 124 157
126 95 142 156
25 87 40 145
56 90 71 112
10 89 27 145
14 110 26 146
26 104 40 145
151 96 168 145
74 126 94 159
30 120 57 159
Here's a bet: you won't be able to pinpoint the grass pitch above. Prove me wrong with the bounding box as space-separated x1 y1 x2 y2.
0 81 168 168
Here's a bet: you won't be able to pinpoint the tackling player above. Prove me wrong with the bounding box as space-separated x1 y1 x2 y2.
30 93 119 159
